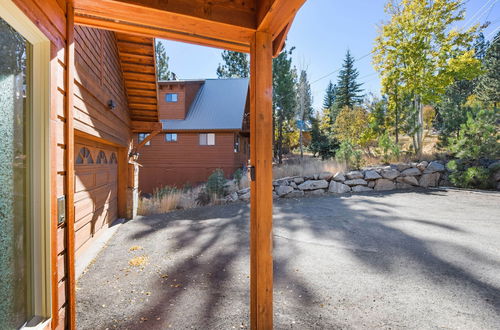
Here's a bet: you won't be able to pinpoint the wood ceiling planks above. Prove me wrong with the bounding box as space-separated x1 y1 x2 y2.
74 0 306 54
115 32 158 122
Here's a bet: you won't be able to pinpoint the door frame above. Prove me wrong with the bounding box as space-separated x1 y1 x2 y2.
0 0 52 325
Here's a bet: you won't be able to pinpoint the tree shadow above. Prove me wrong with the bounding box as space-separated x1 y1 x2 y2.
77 190 500 329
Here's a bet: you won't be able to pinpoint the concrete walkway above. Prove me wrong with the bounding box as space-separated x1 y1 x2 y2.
77 189 500 329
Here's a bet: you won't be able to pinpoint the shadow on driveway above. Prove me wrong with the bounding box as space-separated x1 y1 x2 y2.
77 189 500 329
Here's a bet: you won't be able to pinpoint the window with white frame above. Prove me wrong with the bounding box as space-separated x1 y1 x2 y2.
165 133 177 142
138 133 150 146
199 133 215 146
234 134 240 152
165 93 178 102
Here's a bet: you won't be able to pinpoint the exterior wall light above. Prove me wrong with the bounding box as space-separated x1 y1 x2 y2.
108 99 116 110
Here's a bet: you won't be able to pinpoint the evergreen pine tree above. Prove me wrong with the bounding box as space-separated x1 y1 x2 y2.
216 50 249 78
335 50 364 109
476 32 500 108
273 47 297 163
322 81 338 125
155 40 174 80
296 70 314 158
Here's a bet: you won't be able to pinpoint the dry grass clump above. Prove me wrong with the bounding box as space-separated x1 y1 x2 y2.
129 245 143 251
128 255 148 267
138 185 202 215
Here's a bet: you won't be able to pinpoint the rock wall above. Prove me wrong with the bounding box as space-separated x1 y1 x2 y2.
225 160 500 202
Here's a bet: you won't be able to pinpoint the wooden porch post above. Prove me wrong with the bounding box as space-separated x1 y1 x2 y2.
250 31 274 330
65 1 76 329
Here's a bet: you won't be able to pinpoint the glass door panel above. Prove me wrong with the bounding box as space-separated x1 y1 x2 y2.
0 16 31 329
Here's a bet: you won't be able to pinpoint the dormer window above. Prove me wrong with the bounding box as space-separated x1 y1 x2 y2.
165 93 178 102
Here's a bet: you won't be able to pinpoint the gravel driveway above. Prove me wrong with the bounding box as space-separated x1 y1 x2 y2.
77 188 500 329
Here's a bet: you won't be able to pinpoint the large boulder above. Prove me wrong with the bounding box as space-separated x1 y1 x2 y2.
396 182 413 190
237 188 250 195
286 190 305 198
344 178 368 186
346 171 364 180
396 163 412 171
364 170 382 180
381 168 400 180
416 161 428 171
424 161 445 173
318 172 334 181
239 192 251 201
329 181 351 194
224 180 239 194
306 189 326 196
352 185 373 192
332 172 346 182
298 180 329 191
225 192 238 202
294 177 305 184
401 175 419 186
374 179 396 191
401 167 421 177
275 185 293 197
419 173 440 187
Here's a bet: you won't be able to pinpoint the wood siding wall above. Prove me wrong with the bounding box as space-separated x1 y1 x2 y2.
72 24 130 289
74 26 130 146
138 132 249 193
158 81 203 120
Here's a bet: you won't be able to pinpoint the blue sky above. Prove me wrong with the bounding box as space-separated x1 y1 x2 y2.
159 0 499 111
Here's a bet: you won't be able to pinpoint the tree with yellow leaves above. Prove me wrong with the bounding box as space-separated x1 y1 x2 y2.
373 0 482 154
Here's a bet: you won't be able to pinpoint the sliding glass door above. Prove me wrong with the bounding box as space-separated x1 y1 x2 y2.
0 16 32 329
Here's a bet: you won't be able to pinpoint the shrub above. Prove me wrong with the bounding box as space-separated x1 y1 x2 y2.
378 133 401 164
447 162 492 189
336 141 364 170
233 168 243 188
445 109 499 189
448 109 499 160
206 168 226 199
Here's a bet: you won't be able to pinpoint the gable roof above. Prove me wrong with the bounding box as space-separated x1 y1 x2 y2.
161 78 249 131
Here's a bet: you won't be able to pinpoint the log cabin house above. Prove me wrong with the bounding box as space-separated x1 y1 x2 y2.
138 78 250 193
0 0 307 329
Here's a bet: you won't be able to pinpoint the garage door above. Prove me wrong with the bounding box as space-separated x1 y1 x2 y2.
74 137 118 257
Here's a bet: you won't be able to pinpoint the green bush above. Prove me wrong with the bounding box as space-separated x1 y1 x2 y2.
233 168 243 188
206 168 226 198
378 133 401 164
448 109 499 160
336 141 364 170
448 164 492 189
445 109 499 189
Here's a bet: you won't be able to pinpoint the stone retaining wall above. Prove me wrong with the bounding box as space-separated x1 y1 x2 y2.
225 160 499 202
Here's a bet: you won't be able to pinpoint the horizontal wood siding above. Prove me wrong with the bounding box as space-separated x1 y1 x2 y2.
138 132 248 192
74 25 130 146
158 81 203 120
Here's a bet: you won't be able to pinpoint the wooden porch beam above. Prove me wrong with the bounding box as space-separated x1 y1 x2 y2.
73 0 253 53
107 0 256 30
250 31 274 330
272 18 294 57
132 129 161 152
130 120 162 133
257 0 306 38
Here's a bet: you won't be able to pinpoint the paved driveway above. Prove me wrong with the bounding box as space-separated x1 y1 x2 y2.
77 189 500 329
